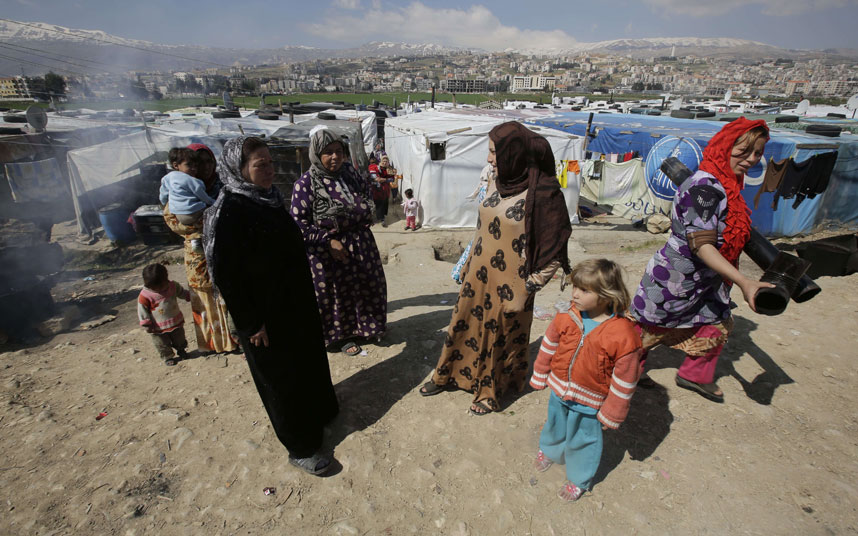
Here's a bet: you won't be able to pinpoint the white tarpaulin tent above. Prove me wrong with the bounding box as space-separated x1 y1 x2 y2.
384 110 583 228
66 118 370 235
292 109 378 155
66 127 239 234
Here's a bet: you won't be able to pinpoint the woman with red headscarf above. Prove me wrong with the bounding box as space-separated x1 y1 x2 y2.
630 118 775 402
162 143 238 355
420 122 572 416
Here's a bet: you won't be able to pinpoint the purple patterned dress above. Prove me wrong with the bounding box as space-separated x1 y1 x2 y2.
631 171 731 329
291 163 387 346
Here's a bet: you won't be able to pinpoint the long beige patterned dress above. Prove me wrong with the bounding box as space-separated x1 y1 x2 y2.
431 183 534 411
163 206 238 353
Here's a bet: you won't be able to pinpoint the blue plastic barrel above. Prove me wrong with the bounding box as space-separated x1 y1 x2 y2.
98 203 136 244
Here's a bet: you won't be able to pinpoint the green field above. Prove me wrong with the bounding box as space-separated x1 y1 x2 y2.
2 91 648 113
8 90 833 114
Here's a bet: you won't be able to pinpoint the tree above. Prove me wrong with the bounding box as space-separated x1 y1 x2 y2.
25 76 47 100
44 72 66 97
632 82 645 91
127 78 150 100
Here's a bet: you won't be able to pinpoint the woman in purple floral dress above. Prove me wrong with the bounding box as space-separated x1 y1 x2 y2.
630 118 774 402
291 127 387 355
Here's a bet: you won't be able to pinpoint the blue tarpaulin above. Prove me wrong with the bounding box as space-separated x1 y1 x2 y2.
525 112 855 237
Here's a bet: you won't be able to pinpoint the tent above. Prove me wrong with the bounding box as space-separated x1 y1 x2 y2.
384 109 584 229
525 112 853 236
66 118 370 235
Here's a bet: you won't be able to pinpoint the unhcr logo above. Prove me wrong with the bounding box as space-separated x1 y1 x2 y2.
644 136 703 201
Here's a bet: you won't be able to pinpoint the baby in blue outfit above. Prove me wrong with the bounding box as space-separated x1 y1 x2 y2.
159 147 215 226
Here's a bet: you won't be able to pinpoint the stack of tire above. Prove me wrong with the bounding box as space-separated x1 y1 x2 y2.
212 110 241 119
3 113 27 123
805 124 842 137
256 107 282 121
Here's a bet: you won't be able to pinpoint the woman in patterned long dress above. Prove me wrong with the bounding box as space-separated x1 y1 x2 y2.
421 122 572 415
163 143 237 354
630 118 775 402
451 163 495 284
291 127 388 355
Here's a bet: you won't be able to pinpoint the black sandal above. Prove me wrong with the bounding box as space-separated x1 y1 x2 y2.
164 358 177 366
469 401 493 416
419 381 444 397
341 341 362 356
675 375 724 403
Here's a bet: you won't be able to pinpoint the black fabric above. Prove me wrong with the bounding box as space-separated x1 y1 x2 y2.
773 157 812 210
689 184 725 223
212 193 338 457
802 151 838 199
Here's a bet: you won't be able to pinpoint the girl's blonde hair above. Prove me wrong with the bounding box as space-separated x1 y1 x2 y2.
567 258 631 314
733 126 769 151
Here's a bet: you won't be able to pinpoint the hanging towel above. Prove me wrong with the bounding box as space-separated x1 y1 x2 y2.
578 160 599 202
753 157 789 210
567 160 581 175
600 159 645 205
4 158 66 203
557 160 568 188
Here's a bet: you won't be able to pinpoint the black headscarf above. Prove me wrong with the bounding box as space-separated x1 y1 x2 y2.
203 136 284 285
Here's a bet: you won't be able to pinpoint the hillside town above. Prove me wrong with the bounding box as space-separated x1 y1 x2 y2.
2 6 858 535
1 49 856 102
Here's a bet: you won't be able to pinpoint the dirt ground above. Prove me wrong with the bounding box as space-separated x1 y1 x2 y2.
1 216 857 536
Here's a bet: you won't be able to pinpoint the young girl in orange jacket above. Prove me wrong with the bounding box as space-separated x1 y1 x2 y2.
530 259 642 502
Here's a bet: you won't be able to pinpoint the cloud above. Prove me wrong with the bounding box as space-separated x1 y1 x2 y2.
643 0 857 16
306 2 578 51
371 0 381 8
332 0 361 9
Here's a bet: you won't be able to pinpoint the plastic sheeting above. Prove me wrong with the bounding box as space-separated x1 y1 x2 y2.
526 112 853 236
384 110 583 229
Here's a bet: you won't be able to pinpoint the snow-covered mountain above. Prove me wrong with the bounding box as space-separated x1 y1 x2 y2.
0 20 169 48
0 19 852 75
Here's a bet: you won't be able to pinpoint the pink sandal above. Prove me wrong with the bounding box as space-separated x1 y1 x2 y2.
534 449 554 472
558 481 584 502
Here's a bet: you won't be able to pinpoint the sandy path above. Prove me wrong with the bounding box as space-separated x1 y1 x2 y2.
1 220 857 535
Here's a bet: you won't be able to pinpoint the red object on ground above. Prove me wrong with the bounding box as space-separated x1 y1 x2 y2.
95 412 108 421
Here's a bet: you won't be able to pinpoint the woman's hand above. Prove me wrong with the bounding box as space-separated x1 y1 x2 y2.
330 239 349 262
736 278 776 313
250 325 269 347
696 244 775 313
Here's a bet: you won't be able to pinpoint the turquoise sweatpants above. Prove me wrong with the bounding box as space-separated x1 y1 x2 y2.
538 391 603 490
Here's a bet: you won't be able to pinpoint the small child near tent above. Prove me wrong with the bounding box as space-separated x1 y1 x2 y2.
137 263 191 367
401 188 420 231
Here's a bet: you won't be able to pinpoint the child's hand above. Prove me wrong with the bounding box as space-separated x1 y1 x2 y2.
601 425 608 431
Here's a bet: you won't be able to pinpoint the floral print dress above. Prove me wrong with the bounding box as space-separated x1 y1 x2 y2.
290 163 388 347
432 182 533 410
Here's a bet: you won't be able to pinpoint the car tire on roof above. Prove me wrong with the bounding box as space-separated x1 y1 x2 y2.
805 124 842 137
3 114 28 123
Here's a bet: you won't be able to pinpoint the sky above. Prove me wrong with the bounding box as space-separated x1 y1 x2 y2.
5 0 858 51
